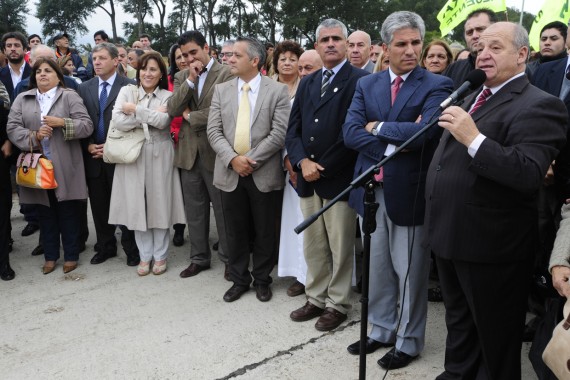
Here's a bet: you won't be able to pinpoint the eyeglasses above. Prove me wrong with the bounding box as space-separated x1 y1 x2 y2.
219 52 233 58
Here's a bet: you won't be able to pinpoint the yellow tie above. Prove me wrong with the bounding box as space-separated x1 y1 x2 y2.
234 83 251 155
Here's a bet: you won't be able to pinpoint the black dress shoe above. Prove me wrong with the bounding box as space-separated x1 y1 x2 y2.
377 347 418 370
172 231 184 247
180 263 210 278
428 286 443 302
347 337 393 355
22 223 40 236
255 285 272 302
90 252 117 265
126 255 140 267
31 244 44 256
1 264 15 281
223 284 249 302
212 241 219 251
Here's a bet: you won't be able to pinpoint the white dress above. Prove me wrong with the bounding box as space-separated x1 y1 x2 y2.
277 94 307 284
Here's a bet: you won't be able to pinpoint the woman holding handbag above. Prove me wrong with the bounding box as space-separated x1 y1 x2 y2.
7 58 93 274
108 52 185 276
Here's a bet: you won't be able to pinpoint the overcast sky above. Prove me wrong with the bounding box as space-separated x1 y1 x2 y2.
25 0 544 46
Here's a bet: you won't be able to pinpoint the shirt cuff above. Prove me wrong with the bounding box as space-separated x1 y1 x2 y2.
62 118 75 140
468 134 486 157
186 79 195 90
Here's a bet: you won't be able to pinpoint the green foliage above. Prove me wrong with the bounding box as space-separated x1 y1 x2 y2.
0 0 29 34
35 0 98 42
122 21 177 55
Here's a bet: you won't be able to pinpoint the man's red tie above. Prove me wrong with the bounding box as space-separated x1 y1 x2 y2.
469 88 492 115
376 76 404 182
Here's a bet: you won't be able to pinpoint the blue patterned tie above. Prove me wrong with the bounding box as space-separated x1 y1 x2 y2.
96 82 108 143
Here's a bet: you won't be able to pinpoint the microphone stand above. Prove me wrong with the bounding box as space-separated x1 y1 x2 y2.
295 114 444 380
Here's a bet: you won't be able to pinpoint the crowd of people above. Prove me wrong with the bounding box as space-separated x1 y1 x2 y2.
1 8 570 378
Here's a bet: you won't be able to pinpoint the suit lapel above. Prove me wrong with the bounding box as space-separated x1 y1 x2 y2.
106 76 123 111
547 59 565 98
251 77 268 126
470 76 528 122
373 71 392 121
198 60 218 105
308 71 321 109
388 66 422 121
228 78 239 128
89 79 100 112
315 61 351 112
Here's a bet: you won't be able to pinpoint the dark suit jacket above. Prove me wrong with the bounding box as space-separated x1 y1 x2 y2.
424 75 568 263
168 60 234 171
78 74 135 178
343 66 453 224
532 58 570 199
0 63 31 103
285 61 368 200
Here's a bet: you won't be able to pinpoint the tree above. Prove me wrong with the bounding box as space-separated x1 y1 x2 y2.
169 0 198 35
96 0 119 41
120 0 153 37
197 0 218 46
0 0 29 34
35 0 97 41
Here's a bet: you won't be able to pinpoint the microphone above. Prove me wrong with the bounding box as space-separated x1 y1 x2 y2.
439 69 486 109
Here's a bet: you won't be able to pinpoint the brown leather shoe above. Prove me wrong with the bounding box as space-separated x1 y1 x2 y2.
287 280 305 297
224 264 231 281
42 261 56 275
63 262 78 274
315 307 347 331
179 263 210 278
290 301 324 322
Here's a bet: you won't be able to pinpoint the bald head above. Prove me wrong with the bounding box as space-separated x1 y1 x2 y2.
30 45 56 64
347 30 372 68
298 50 323 78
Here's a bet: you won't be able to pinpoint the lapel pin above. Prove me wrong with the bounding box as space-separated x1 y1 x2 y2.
333 88 338 93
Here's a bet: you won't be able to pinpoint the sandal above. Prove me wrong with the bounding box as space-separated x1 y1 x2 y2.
152 260 167 275
137 261 151 276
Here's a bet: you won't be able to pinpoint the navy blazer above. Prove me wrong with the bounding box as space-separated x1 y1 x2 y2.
286 61 369 200
0 63 31 103
343 66 453 224
532 57 570 199
78 74 135 178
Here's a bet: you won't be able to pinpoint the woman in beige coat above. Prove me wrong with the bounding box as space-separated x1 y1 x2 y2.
108 52 185 276
7 58 93 274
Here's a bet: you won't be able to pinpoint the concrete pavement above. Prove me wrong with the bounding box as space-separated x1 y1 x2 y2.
1 197 537 379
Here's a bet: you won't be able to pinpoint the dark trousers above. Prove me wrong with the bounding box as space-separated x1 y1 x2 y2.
37 191 81 262
220 176 279 287
435 255 532 380
0 170 11 271
87 163 138 257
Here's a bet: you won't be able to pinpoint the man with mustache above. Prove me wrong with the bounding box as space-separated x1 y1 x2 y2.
286 18 368 331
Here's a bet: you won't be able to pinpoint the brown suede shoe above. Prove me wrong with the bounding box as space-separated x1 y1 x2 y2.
63 261 78 274
315 307 347 331
42 261 56 275
286 280 305 297
290 301 324 322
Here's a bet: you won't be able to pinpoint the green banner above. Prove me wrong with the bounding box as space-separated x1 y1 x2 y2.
529 0 570 51
438 0 507 37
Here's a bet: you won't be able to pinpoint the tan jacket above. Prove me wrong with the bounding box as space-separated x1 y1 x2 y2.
7 87 93 206
207 76 290 193
167 60 233 171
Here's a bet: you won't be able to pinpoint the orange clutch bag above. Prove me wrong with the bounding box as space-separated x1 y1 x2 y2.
16 132 58 190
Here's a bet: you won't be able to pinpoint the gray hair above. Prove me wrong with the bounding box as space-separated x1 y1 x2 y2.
92 42 118 59
381 11 425 45
222 40 235 48
236 36 266 71
511 23 530 60
30 44 56 62
315 19 348 41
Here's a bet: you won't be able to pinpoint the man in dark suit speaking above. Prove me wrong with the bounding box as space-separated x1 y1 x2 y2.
424 22 568 379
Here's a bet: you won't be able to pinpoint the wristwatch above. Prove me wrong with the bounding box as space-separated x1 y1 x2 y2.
371 121 381 136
